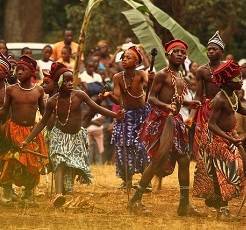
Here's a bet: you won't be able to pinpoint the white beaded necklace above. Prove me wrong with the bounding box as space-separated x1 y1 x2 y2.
122 71 144 99
55 94 72 126
17 82 36 91
221 89 238 112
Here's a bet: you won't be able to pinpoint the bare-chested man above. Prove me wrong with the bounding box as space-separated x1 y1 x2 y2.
128 40 202 216
187 31 226 199
202 60 246 220
0 55 48 203
104 46 152 188
21 62 123 207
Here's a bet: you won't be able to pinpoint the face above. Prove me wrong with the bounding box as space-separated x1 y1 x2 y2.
61 48 70 61
0 43 8 56
0 66 8 80
60 71 73 92
207 43 223 61
121 50 138 69
98 44 109 55
168 46 187 65
23 49 32 57
42 47 52 60
190 62 199 74
86 62 95 75
64 31 73 44
16 65 32 82
42 77 55 94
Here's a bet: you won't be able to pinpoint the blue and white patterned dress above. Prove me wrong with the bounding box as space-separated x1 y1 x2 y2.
49 126 91 188
111 104 151 179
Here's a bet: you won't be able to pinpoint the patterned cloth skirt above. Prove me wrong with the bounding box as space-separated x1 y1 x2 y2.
111 104 151 178
49 126 91 184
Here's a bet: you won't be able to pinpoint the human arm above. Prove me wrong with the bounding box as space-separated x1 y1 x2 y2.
0 86 11 117
237 100 246 115
208 96 243 145
80 90 122 119
38 86 45 115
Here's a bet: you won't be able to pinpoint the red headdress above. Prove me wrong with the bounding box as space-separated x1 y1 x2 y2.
164 39 188 53
212 60 241 85
128 46 142 64
49 62 70 82
0 52 11 72
17 55 37 74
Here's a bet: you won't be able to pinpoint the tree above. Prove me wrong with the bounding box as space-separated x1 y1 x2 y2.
4 0 43 42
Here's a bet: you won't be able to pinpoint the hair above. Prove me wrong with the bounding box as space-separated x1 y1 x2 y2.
21 47 31 55
43 44 52 51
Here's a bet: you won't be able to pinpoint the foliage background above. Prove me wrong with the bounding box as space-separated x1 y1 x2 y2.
0 0 245 60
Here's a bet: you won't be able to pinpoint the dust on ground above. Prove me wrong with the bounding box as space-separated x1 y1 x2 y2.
0 163 245 230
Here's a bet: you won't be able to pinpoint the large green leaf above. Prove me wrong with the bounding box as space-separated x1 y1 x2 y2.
141 0 209 64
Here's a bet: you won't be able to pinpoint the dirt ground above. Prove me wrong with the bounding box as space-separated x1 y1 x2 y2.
0 163 246 230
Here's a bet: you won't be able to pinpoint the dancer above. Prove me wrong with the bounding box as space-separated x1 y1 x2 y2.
106 46 152 188
0 55 48 203
203 60 246 220
128 39 201 216
21 62 123 207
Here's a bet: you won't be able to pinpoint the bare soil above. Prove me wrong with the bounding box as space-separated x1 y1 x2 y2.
0 163 245 230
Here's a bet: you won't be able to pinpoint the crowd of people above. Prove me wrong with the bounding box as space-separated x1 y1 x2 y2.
0 28 246 221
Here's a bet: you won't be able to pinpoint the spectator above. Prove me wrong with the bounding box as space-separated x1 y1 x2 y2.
21 47 32 57
51 29 78 61
0 40 8 56
57 46 75 71
239 58 246 100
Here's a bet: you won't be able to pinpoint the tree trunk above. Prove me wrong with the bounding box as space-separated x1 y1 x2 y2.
4 0 43 42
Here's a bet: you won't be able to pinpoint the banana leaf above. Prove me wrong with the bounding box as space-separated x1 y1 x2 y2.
73 0 103 86
122 8 167 71
141 0 209 64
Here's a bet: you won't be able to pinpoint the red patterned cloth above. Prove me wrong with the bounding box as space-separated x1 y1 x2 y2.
203 129 245 201
139 106 188 176
193 99 214 197
0 120 48 187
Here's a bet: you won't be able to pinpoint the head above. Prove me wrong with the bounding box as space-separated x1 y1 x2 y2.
85 60 95 75
49 62 73 93
213 60 243 91
0 53 11 81
61 46 71 62
42 76 55 95
21 47 32 57
97 40 109 56
64 30 73 45
89 55 100 70
207 31 224 62
225 54 234 61
42 45 53 61
189 62 199 75
16 55 37 83
238 59 246 79
164 39 188 67
0 40 8 56
121 46 142 69
59 71 73 93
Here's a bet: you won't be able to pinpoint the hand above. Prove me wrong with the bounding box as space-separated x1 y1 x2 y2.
116 109 124 120
230 137 243 146
19 141 28 149
168 102 178 115
185 118 194 127
148 71 155 81
189 100 201 109
98 91 111 100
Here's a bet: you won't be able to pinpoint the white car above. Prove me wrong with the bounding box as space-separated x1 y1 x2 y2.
6 42 51 59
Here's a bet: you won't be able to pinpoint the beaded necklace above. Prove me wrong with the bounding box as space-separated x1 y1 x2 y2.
0 82 6 110
122 71 144 99
166 68 187 104
221 89 238 112
55 94 72 126
17 82 36 91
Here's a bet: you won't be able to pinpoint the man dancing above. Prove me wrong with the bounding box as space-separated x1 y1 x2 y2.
203 60 245 220
188 31 226 198
128 39 201 216
107 46 152 188
0 55 48 203
22 62 123 207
